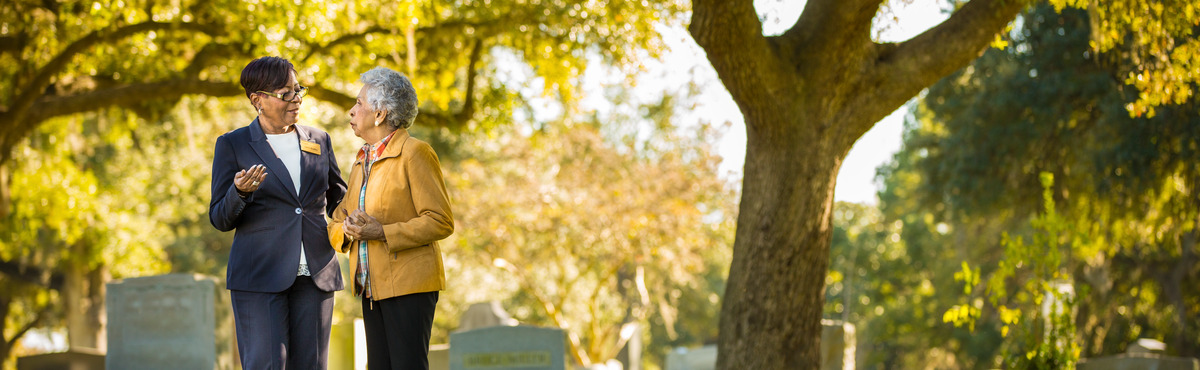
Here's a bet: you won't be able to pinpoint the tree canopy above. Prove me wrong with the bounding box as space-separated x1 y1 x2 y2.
0 0 686 164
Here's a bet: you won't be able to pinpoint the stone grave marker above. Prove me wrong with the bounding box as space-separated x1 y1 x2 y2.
105 274 218 370
449 326 566 370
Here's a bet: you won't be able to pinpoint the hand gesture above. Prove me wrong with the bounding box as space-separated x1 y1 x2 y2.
234 164 267 193
344 209 384 241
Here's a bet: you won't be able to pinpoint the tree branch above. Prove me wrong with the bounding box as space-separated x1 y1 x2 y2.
300 26 388 63
0 79 241 164
780 0 881 52
305 84 356 110
0 34 27 56
183 42 249 78
875 0 1029 105
303 83 471 131
24 79 242 124
454 39 485 123
0 259 64 292
10 21 225 124
299 19 499 63
843 0 1029 139
7 307 48 348
690 0 793 131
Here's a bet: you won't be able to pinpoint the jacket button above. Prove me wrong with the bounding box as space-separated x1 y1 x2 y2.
295 208 302 214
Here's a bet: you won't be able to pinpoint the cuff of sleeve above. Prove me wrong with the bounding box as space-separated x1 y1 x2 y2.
382 223 400 253
329 224 348 253
226 184 249 211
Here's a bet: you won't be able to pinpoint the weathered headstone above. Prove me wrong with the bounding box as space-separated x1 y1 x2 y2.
105 274 218 370
449 326 566 370
820 319 856 370
664 345 716 370
1077 354 1199 370
16 348 105 370
430 343 450 370
456 301 519 333
1078 338 1199 370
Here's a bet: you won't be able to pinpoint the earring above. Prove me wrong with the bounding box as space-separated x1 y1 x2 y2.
374 119 383 127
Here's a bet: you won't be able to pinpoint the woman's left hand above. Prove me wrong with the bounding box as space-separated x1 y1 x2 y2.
346 209 385 241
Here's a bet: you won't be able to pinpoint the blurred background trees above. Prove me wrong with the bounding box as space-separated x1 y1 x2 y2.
829 3 1199 368
2 0 1199 369
2 0 721 367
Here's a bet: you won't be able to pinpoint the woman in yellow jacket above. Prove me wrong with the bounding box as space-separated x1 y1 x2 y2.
329 66 454 370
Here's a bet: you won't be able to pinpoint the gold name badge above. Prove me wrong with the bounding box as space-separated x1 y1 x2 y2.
301 141 321 155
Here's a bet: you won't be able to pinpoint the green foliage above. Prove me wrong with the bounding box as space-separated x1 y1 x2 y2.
1052 0 1200 117
825 200 1002 369
944 262 981 331
0 0 687 149
954 173 1082 368
881 3 1200 364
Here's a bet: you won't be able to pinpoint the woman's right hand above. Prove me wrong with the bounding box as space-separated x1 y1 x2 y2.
234 164 267 193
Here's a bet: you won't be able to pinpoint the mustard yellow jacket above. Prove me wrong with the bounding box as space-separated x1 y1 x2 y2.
328 129 454 300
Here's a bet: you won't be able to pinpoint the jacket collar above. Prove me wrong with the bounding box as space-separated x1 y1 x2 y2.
357 128 410 164
249 118 310 141
247 117 315 201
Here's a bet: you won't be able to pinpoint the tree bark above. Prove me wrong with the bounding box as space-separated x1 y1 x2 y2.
63 242 108 351
689 0 1028 367
1165 222 1197 356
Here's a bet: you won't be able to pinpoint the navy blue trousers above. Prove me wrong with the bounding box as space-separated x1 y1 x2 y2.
231 276 335 370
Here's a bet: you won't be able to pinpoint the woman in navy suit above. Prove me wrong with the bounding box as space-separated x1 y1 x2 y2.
208 56 348 369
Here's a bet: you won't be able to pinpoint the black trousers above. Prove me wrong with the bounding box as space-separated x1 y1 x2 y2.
362 291 439 370
230 276 334 370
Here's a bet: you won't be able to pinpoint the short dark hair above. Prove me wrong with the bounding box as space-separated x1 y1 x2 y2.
239 56 295 99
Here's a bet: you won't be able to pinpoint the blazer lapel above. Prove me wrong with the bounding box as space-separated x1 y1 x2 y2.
297 126 321 202
248 118 300 201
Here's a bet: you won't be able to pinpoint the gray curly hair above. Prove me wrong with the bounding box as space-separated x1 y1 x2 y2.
360 67 419 129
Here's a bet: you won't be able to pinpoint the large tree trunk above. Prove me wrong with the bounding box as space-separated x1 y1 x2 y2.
63 243 108 351
719 121 844 368
689 0 1028 367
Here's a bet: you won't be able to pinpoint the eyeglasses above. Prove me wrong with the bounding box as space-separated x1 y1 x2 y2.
257 86 308 102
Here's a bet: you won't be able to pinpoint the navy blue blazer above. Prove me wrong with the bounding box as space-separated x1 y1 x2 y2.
209 119 347 293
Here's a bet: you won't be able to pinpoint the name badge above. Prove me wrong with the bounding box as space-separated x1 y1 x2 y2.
301 141 321 155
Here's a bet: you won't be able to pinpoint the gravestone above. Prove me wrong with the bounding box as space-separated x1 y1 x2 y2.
449 326 566 370
1076 354 1199 370
664 345 716 370
16 348 105 370
105 274 218 370
456 301 519 332
820 319 856 370
1077 338 1199 370
430 343 450 370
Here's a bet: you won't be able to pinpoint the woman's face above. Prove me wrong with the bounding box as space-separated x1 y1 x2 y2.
348 85 378 139
255 71 302 129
